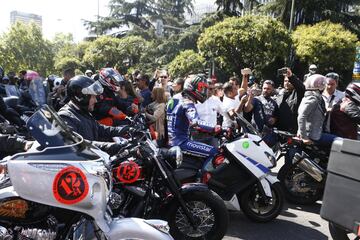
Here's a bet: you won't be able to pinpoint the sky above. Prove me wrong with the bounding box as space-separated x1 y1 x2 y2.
0 0 216 42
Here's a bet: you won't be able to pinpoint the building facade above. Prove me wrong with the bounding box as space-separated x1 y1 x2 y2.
10 11 42 30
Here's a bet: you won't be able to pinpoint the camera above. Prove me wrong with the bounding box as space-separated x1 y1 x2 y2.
277 67 288 76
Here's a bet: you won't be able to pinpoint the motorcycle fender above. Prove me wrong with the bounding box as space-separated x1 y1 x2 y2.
107 217 173 240
180 183 210 194
0 186 18 199
259 178 273 198
265 174 279 185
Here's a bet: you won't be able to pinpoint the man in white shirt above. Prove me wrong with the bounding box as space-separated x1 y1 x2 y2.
222 70 252 128
322 72 344 132
222 82 250 128
193 80 224 147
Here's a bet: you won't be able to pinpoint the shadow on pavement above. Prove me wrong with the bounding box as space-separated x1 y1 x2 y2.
226 211 328 240
285 202 322 215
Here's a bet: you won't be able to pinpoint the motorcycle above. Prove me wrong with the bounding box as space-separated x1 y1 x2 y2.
175 114 284 223
275 129 328 205
109 119 229 240
0 105 174 240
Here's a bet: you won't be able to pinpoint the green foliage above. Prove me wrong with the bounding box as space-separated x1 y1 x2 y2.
117 35 149 67
198 15 291 78
215 0 243 16
85 0 193 35
168 50 206 78
0 22 54 76
260 0 360 37
292 21 358 75
54 56 82 73
82 35 121 69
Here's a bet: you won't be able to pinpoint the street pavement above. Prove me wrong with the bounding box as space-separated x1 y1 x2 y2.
224 157 332 240
224 201 331 240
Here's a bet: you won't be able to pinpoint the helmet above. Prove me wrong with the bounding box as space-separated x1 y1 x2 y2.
67 75 104 110
98 68 124 91
345 82 360 105
183 74 209 103
309 64 317 70
47 75 57 82
304 74 326 91
53 77 62 91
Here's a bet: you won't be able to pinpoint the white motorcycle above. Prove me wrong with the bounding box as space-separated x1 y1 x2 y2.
176 114 284 222
0 105 173 240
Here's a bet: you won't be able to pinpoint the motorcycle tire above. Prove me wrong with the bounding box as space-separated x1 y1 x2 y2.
278 163 323 205
165 190 228 240
329 222 359 240
239 182 283 223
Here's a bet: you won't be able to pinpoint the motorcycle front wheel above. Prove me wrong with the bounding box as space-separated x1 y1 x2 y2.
278 163 323 205
239 182 284 222
165 190 228 240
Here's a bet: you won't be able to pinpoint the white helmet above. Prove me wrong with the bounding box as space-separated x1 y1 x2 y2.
53 77 62 91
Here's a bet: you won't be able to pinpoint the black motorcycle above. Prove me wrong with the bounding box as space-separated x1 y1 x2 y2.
275 129 329 205
109 126 229 240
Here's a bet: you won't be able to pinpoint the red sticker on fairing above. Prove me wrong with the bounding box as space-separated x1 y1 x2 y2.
116 161 141 183
53 166 89 205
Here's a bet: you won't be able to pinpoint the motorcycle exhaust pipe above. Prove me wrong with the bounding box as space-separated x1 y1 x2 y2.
293 153 326 182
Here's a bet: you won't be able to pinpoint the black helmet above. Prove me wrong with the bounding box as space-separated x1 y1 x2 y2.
182 74 209 103
67 75 103 110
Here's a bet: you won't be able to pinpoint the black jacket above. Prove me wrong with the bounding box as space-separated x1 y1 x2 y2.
58 102 127 154
0 134 26 156
276 75 305 133
92 87 132 126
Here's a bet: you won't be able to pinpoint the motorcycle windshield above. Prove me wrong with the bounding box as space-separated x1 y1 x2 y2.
236 114 260 135
27 105 82 148
5 85 20 97
28 78 46 106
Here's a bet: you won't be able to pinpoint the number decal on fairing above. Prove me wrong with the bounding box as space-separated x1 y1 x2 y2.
53 166 89 205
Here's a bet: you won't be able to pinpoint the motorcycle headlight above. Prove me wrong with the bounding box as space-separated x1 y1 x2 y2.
168 146 183 167
264 152 276 168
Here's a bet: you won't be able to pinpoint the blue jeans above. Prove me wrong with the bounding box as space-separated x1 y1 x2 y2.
312 133 339 148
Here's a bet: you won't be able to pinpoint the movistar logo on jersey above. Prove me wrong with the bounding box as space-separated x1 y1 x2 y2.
186 142 213 152
167 98 179 111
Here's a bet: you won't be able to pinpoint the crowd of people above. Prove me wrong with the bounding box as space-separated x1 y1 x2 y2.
0 63 359 159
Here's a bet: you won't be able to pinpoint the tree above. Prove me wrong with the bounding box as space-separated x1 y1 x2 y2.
117 35 149 70
292 21 358 85
168 50 206 78
51 33 83 74
261 0 360 36
0 22 54 76
82 36 121 70
85 0 193 36
198 15 291 79
215 0 244 16
54 56 82 73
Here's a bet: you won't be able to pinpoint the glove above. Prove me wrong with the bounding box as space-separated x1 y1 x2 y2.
105 142 124 156
214 125 222 134
108 107 127 120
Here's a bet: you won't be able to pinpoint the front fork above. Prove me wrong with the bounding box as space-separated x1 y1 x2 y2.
259 174 278 198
